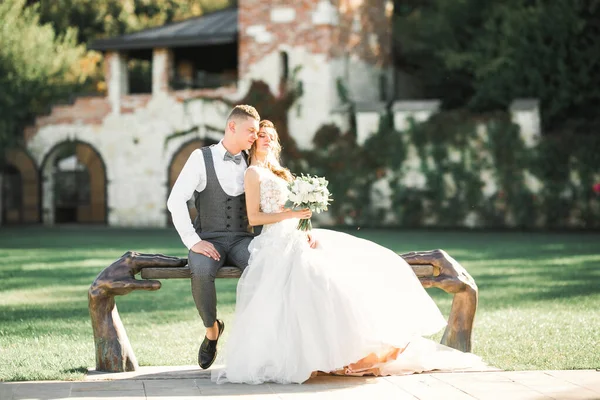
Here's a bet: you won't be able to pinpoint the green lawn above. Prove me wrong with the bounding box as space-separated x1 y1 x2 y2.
0 226 599 382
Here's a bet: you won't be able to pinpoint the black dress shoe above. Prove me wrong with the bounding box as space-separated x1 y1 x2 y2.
198 319 225 369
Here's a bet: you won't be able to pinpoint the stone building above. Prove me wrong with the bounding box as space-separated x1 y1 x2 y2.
1 1 394 227
1 1 542 228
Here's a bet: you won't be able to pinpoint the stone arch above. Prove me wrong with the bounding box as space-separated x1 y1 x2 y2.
40 140 107 224
2 149 40 224
166 138 218 225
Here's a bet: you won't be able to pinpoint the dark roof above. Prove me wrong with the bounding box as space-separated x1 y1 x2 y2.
90 7 237 51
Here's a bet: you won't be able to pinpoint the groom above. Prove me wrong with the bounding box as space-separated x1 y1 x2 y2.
167 104 260 369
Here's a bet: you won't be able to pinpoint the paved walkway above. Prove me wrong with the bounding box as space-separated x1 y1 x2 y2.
1 366 598 400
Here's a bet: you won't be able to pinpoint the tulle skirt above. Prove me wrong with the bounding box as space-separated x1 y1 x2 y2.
212 221 484 384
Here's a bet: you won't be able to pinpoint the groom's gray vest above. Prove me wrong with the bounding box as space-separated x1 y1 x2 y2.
193 146 253 237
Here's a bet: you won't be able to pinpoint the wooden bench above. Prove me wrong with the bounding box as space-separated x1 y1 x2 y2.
89 249 478 373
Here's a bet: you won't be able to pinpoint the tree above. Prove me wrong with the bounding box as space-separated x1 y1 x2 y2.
0 0 87 159
33 0 235 45
393 0 600 134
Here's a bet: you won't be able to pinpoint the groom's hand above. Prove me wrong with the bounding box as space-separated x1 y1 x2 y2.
191 241 221 261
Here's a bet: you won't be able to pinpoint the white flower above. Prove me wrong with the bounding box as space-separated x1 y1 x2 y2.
301 192 311 203
287 174 332 213
298 180 311 194
289 192 301 204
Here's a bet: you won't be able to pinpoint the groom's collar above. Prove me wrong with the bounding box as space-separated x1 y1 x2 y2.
216 140 244 157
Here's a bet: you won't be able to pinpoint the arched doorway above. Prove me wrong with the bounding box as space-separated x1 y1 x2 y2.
41 141 107 224
2 149 40 224
166 138 218 225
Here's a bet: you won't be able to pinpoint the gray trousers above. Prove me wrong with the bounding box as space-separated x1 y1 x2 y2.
188 232 253 328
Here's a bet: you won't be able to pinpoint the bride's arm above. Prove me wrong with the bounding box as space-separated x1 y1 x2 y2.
245 168 311 226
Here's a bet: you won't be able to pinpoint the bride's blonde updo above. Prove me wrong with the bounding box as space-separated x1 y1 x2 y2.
250 120 293 182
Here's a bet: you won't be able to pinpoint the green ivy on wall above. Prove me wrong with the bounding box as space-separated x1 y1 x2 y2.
305 108 599 230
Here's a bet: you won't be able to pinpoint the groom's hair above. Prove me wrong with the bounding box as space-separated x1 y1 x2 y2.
227 105 260 123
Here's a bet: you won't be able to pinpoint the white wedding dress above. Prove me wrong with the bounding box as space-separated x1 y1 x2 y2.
212 166 484 384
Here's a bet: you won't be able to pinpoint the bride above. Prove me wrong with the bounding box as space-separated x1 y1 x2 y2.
212 120 484 384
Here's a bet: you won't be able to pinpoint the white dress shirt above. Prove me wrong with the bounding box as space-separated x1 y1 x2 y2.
167 141 247 249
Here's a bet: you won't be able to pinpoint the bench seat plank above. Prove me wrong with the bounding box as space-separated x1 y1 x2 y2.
140 264 436 280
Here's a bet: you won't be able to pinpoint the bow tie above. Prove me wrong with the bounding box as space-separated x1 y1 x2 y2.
223 151 243 165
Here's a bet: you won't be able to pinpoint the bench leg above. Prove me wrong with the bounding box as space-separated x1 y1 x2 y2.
89 295 139 372
401 249 478 353
441 284 477 352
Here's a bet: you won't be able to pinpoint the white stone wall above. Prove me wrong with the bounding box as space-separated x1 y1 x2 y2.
238 47 335 149
288 52 335 149
392 100 441 132
345 57 385 104
354 103 386 145
510 99 541 148
327 56 391 137
26 95 233 227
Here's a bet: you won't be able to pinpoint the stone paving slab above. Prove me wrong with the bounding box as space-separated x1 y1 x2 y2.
1 368 598 400
86 366 211 381
3 381 72 400
546 370 600 393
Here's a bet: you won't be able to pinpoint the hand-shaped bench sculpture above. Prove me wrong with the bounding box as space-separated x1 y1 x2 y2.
88 252 187 372
89 249 477 372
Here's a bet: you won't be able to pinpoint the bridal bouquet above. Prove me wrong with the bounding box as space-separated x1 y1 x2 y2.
285 174 333 231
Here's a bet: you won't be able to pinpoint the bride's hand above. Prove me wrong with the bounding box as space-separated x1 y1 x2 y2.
291 208 312 219
307 234 317 249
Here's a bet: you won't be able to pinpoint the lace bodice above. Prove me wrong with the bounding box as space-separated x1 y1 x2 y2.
247 166 289 213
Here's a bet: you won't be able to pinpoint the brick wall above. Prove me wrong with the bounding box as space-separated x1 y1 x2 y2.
238 0 335 77
238 0 392 76
238 0 393 147
331 0 392 66
24 97 111 143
